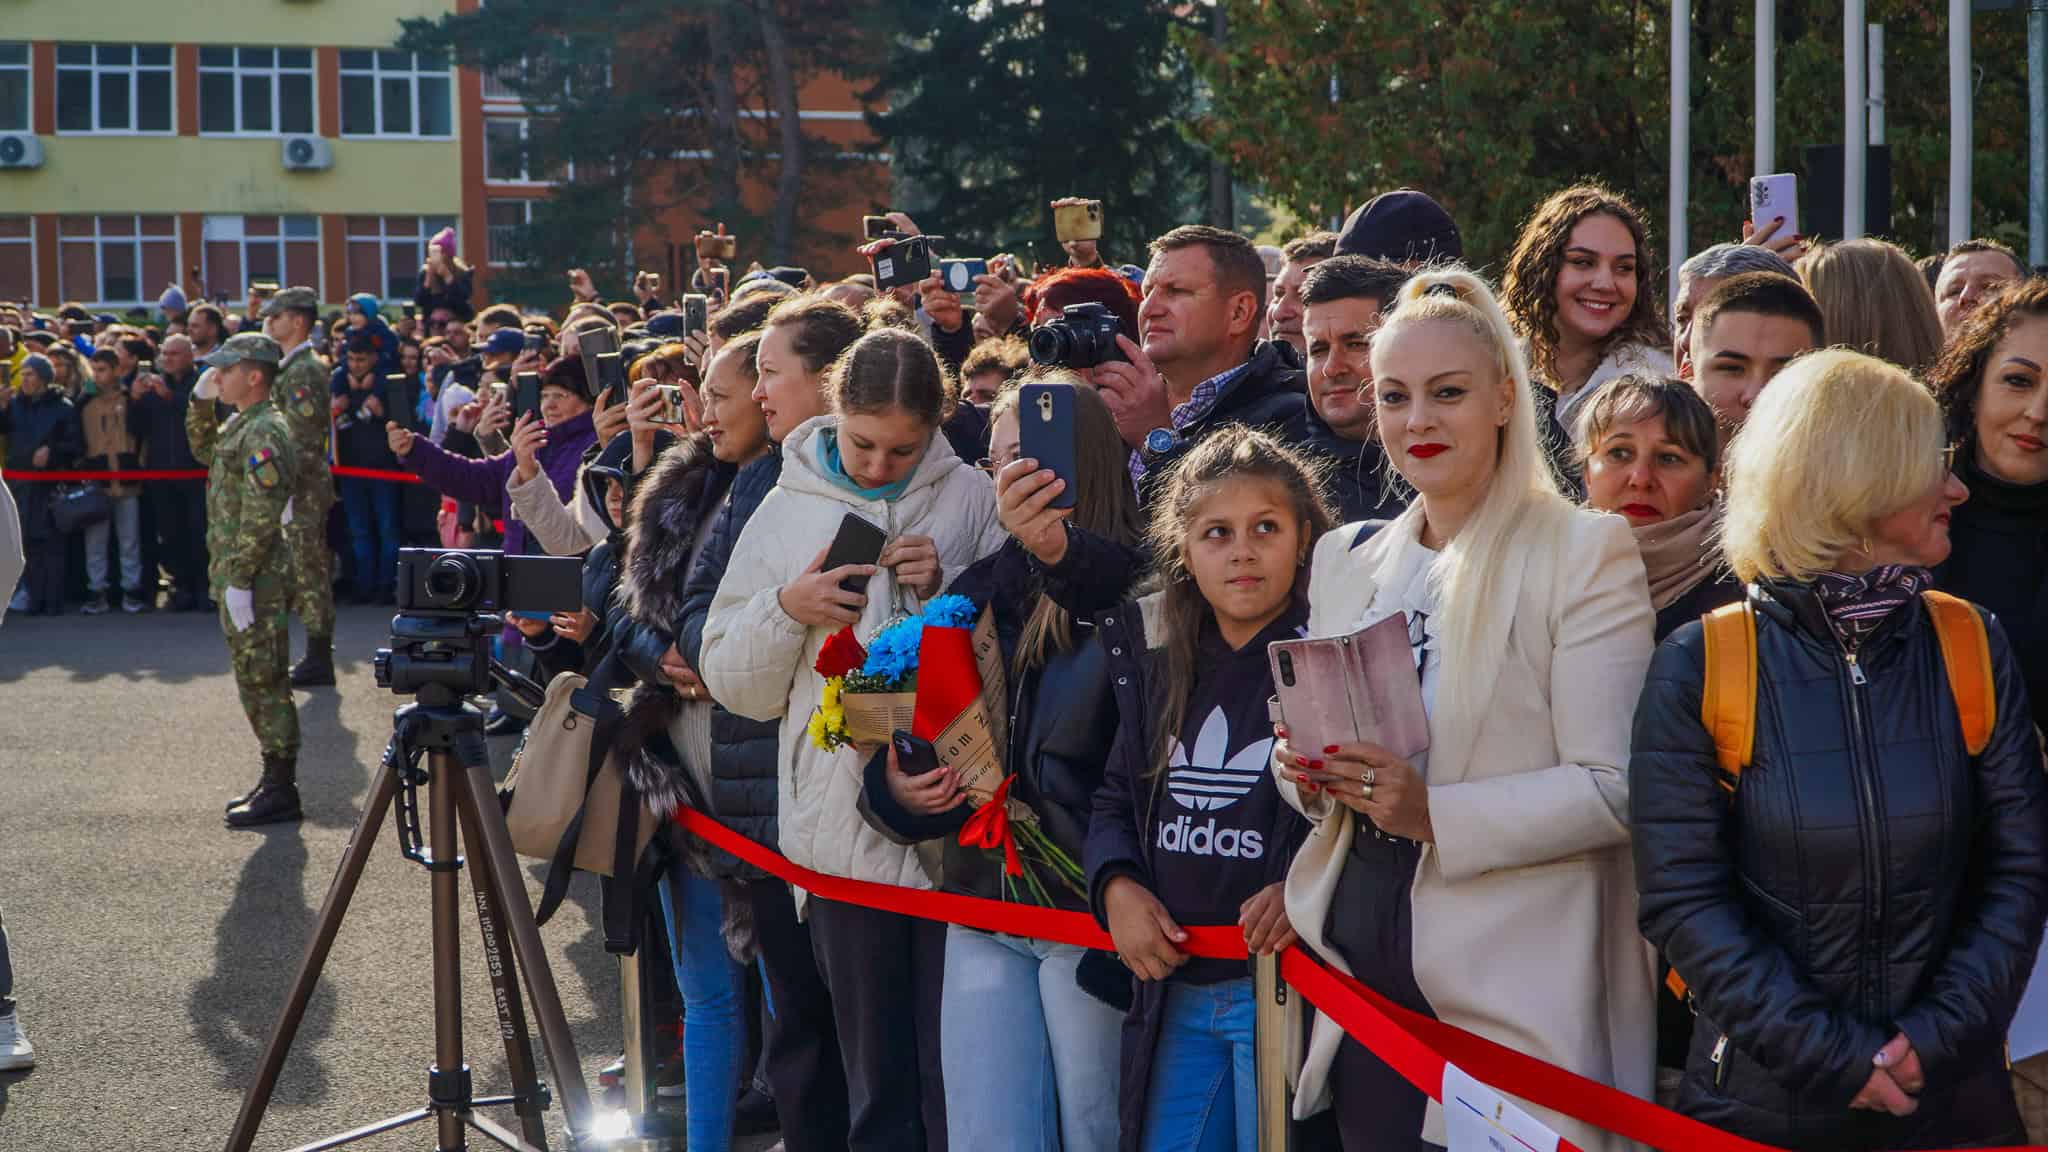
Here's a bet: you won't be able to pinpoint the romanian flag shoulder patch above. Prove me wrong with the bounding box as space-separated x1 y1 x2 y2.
246 447 283 491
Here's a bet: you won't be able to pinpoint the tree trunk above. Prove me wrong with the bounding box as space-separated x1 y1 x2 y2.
707 1 744 226
756 0 805 265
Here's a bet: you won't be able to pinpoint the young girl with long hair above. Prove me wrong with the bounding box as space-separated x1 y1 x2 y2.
1086 427 1335 1152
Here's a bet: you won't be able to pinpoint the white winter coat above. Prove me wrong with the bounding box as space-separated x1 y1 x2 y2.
698 415 1006 901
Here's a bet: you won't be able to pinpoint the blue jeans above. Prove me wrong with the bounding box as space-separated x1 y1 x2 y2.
1140 978 1256 1152
939 925 1122 1152
338 475 400 594
659 866 744 1152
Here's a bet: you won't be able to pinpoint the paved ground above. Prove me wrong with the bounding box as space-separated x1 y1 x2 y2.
0 603 766 1151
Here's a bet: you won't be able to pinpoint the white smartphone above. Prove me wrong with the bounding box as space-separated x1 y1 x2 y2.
1749 173 1798 242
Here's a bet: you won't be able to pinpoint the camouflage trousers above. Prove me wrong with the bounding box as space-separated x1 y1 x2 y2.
285 479 335 637
221 582 299 757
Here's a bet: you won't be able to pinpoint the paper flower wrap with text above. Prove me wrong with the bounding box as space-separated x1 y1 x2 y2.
806 595 1081 904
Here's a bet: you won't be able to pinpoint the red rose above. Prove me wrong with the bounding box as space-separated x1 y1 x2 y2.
814 626 867 679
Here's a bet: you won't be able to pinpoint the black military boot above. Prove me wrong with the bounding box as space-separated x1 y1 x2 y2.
289 634 335 687
225 753 303 828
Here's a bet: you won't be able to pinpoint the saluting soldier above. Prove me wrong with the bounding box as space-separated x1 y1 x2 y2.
187 334 304 828
258 287 339 688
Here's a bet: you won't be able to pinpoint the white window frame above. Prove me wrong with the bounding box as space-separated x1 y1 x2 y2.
0 43 30 134
54 44 174 137
348 215 457 301
61 215 179 307
338 50 452 140
485 199 536 268
203 214 321 288
197 46 316 137
0 216 37 303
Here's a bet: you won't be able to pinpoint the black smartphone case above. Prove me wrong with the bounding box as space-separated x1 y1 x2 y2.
1017 383 1079 509
823 513 888 595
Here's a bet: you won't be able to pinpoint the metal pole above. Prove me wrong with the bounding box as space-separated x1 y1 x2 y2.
1952 0 1973 246
1845 0 1867 239
2033 0 2048 264
1671 0 1690 310
1868 24 1885 147
1755 0 1775 175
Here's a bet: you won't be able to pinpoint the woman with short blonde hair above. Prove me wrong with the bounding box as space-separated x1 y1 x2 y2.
1273 266 1657 1150
1633 348 2048 1149
1796 238 1945 373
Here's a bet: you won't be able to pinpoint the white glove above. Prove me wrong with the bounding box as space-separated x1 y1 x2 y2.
225 586 255 633
194 367 219 400
281 497 294 526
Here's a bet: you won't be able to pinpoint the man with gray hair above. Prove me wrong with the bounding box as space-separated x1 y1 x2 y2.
1672 243 1798 375
129 331 211 610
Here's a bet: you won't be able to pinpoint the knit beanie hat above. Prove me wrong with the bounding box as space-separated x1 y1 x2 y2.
158 284 188 314
19 353 53 385
348 293 382 320
430 227 456 257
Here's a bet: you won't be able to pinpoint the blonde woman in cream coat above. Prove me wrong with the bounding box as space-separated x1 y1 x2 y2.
1272 268 1657 1151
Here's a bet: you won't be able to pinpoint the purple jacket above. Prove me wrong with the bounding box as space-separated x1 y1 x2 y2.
402 409 596 561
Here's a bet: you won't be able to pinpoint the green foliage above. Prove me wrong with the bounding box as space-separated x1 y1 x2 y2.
866 0 1212 269
1192 0 2033 275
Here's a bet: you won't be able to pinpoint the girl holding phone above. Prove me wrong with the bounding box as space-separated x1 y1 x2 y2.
699 327 1006 1152
1085 427 1333 1152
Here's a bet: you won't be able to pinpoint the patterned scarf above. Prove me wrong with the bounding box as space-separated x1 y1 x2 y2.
1810 564 1933 650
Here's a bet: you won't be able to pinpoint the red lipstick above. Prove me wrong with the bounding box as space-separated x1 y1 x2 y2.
1406 443 1449 459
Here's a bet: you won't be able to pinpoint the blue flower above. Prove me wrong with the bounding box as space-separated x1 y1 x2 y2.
923 594 978 630
860 616 925 684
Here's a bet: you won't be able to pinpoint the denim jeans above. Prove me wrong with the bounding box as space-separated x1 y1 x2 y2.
659 865 744 1152
1140 978 1256 1152
939 925 1122 1152
82 491 142 593
338 476 401 595
0 903 14 1016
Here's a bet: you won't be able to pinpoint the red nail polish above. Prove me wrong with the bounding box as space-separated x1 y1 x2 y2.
1323 745 1340 754
1295 773 1309 785
1308 782 1322 793
1309 759 1324 770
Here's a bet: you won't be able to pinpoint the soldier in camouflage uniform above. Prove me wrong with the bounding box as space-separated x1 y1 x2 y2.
187 333 304 828
259 287 339 687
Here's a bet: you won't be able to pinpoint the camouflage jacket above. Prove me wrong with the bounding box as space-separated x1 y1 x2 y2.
275 342 333 500
189 394 296 591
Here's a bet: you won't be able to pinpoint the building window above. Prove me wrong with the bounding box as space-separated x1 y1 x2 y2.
484 117 568 185
0 44 28 133
338 50 451 139
346 215 457 300
59 215 177 305
0 217 34 302
486 200 536 267
199 47 315 135
203 216 320 299
55 45 174 135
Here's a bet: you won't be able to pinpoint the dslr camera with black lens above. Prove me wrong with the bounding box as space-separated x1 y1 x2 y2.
1028 302 1127 370
375 548 583 696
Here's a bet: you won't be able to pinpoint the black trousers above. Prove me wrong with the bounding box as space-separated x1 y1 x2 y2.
746 879 850 1152
806 895 946 1152
19 541 65 612
148 479 209 598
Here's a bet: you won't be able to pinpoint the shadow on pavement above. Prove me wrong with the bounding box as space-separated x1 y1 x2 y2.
0 610 218 685
297 687 371 830
0 1065 26 1119
188 830 333 1107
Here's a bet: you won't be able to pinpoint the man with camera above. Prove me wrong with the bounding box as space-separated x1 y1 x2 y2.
186 333 303 828
1094 225 1307 499
258 287 339 689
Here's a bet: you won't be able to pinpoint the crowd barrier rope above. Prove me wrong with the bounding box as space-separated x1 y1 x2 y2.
0 465 423 484
671 805 2038 1152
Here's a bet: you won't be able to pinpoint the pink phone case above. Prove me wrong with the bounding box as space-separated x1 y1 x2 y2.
1267 614 1430 762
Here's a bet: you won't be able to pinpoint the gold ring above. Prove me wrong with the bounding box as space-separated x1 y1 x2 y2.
1361 782 1375 802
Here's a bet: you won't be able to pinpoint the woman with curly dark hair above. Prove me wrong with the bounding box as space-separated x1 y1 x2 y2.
1501 184 1671 489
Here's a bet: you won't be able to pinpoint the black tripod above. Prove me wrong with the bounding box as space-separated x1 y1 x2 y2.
224 635 594 1151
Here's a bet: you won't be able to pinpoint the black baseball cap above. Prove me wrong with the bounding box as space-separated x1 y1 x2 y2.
1336 190 1463 265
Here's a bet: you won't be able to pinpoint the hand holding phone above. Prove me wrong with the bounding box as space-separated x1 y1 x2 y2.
1052 198 1104 243
778 542 875 629
821 513 889 595
883 730 964 815
1016 383 1078 511
1747 174 1799 250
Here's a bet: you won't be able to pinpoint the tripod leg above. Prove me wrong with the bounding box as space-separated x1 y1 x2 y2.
458 786 551 1149
453 753 595 1135
427 757 471 1151
224 755 403 1152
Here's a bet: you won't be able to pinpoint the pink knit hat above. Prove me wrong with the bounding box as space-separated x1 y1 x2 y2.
430 226 457 256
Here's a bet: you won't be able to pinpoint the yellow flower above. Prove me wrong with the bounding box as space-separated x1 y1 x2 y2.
807 708 831 750
821 677 842 711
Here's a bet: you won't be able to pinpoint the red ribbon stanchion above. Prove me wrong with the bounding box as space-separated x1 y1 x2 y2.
670 805 2041 1152
0 466 425 484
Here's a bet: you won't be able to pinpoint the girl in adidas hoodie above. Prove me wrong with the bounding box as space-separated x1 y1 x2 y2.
1085 427 1335 1152
700 327 1006 1152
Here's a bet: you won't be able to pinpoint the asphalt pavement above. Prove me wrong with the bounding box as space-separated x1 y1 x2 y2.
0 602 745 1151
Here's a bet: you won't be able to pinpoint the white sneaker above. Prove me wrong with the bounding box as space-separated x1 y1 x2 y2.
0 1010 35 1071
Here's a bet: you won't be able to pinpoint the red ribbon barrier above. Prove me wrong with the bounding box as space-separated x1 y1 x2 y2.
671 805 2041 1152
0 465 424 484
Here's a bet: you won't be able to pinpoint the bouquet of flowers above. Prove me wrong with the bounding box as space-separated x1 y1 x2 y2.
806 595 982 751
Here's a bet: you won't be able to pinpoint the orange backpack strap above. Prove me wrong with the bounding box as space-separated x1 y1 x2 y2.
1699 601 1758 791
1923 590 1995 756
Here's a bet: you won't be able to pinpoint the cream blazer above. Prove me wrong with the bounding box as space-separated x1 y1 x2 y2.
1275 500 1658 1152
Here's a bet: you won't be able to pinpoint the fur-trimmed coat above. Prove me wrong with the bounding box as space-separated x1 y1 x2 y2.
612 433 742 876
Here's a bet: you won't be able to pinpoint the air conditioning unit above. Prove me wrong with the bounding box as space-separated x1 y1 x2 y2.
0 134 44 170
281 135 332 172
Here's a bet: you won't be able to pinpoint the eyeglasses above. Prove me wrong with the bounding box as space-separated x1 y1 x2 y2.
976 452 1019 476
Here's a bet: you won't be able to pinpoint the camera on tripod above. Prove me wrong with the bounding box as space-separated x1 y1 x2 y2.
375 548 584 699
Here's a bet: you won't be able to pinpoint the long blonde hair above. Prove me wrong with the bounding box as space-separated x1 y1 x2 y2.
1797 238 1944 373
1370 266 1574 728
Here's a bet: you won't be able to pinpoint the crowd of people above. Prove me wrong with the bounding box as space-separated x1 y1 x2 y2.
6 185 2048 1152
